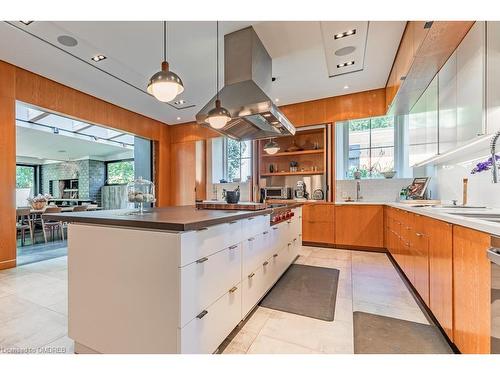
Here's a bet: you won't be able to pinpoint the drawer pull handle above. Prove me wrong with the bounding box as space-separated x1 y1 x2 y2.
229 221 238 225
248 272 255 278
288 242 292 246
263 261 269 266
263 231 269 235
229 286 238 293
196 227 209 232
196 257 209 264
293 238 297 242
229 244 238 250
272 227 279 231
247 217 255 221
248 237 255 242
287 220 292 224
415 232 423 237
273 253 278 258
196 310 208 319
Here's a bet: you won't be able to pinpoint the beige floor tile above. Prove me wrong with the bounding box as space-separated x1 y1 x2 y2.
353 300 429 325
12 280 67 309
247 334 321 354
298 246 314 258
333 297 353 323
47 299 68 316
0 295 43 324
222 329 258 354
0 307 67 350
304 256 351 271
39 334 75 354
309 248 352 261
259 310 353 354
20 257 67 273
240 307 273 334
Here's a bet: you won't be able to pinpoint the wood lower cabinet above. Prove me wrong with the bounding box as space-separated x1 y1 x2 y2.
302 203 335 244
426 217 453 339
335 205 384 249
453 225 491 354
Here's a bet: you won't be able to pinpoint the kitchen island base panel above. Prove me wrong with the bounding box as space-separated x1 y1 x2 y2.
67 207 302 354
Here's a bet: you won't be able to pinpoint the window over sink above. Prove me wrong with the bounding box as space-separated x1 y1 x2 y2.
211 137 252 183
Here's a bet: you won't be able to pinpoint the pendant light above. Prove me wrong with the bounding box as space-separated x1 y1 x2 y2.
206 21 231 130
147 21 184 102
263 138 280 155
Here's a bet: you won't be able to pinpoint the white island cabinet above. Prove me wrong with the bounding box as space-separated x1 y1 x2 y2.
65 206 302 354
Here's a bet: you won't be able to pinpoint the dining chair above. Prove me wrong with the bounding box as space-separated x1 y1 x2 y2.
41 206 64 243
16 208 33 246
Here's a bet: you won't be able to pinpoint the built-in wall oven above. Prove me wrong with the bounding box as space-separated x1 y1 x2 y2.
487 237 500 353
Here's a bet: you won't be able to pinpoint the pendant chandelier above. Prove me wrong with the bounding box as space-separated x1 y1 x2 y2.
206 21 231 130
147 21 184 102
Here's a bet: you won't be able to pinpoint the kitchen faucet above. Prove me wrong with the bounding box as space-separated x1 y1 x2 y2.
356 180 363 201
491 130 500 183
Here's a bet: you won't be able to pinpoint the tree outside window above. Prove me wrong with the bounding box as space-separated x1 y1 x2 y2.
16 165 35 189
106 160 135 184
226 138 252 183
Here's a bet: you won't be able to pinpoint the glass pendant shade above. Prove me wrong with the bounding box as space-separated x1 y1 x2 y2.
147 61 184 102
263 139 280 155
207 99 231 129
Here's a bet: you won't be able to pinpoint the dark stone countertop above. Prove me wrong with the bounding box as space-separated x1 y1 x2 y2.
43 203 302 232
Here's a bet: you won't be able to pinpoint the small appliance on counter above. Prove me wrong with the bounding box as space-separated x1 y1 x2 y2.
295 181 308 199
222 186 240 204
262 186 292 200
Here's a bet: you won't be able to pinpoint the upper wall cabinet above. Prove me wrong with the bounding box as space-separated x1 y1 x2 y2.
487 22 500 135
456 21 485 144
438 51 458 154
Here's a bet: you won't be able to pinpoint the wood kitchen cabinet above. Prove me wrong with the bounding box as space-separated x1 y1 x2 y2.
302 203 335 245
335 205 384 249
453 225 491 354
427 217 453 339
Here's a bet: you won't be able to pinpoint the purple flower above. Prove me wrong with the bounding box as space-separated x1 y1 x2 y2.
471 155 500 174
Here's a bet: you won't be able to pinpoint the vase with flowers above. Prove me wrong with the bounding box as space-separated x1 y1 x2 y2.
27 194 52 210
471 155 500 175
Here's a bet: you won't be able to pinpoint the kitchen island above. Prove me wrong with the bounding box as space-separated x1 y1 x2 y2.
46 204 302 354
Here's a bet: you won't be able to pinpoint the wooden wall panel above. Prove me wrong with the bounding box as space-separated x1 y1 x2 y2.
0 60 173 269
0 62 17 270
453 225 491 354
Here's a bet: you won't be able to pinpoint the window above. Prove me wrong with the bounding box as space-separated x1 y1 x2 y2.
337 116 396 179
106 160 134 184
211 138 252 183
16 165 37 192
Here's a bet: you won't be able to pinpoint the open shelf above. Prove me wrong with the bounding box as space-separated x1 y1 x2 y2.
261 149 324 157
260 170 324 177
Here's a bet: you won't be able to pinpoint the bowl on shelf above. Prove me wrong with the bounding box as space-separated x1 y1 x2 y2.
382 171 397 179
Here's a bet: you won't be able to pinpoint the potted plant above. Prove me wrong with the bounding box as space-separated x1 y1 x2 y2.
27 194 52 210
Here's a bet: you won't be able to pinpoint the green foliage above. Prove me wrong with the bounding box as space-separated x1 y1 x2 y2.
107 160 134 184
227 139 250 182
16 166 34 189
349 116 393 132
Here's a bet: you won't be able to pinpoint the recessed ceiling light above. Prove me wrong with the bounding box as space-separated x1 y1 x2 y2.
57 35 78 47
337 61 355 68
275 98 280 103
176 117 181 121
343 85 349 89
174 99 186 105
20 21 34 26
91 55 106 62
334 29 356 40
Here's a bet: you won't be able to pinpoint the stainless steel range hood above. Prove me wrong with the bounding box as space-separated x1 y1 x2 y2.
196 26 296 141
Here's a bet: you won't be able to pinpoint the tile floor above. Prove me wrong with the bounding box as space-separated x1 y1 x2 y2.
0 246 431 354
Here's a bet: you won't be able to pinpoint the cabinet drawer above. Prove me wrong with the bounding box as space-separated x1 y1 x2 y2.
180 283 242 354
242 230 272 276
180 244 242 327
180 220 242 266
241 214 270 240
242 264 268 318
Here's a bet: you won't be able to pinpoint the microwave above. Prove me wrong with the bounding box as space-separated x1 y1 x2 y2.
263 187 292 200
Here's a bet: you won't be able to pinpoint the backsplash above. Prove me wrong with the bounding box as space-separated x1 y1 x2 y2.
207 182 252 202
336 178 413 202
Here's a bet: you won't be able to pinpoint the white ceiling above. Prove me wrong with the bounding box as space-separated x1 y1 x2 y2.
0 21 405 125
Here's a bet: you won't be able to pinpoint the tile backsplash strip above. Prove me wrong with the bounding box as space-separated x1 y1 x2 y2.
336 178 413 202
207 182 252 202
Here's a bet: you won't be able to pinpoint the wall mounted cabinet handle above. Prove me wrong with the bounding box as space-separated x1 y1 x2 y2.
196 310 208 319
263 231 269 235
248 237 255 242
248 272 255 278
229 244 238 250
196 257 209 264
196 227 209 232
229 286 238 293
273 253 278 258
263 261 269 266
